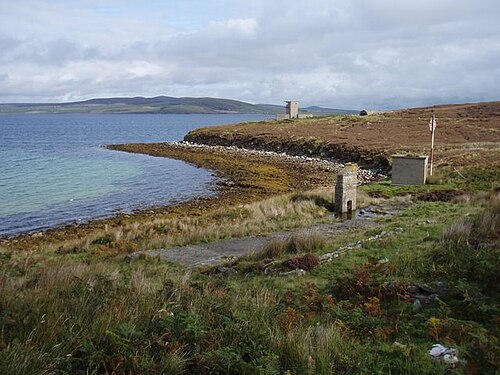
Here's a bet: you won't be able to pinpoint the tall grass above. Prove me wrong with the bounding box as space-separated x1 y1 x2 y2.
48 190 333 257
2 189 499 373
254 230 327 260
0 261 165 374
0 254 367 374
270 324 360 374
434 194 499 290
395 191 500 292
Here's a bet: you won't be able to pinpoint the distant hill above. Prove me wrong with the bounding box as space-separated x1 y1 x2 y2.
301 106 357 115
0 96 358 115
256 103 357 115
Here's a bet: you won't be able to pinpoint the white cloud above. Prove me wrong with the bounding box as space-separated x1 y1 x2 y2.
127 62 164 79
0 0 499 108
208 18 259 36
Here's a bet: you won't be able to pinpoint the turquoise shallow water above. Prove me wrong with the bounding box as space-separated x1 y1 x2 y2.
0 113 271 236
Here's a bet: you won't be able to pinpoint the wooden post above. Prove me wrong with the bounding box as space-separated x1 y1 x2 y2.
429 113 436 176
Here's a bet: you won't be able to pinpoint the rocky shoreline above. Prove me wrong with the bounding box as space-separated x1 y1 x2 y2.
169 141 385 185
184 130 392 169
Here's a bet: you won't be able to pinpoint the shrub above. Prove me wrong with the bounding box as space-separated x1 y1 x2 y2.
286 253 319 270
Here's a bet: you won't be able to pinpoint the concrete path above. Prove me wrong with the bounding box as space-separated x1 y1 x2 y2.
129 203 406 268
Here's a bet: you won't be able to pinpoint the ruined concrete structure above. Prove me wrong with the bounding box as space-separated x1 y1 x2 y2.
276 100 314 120
286 100 299 118
335 164 358 214
391 155 428 185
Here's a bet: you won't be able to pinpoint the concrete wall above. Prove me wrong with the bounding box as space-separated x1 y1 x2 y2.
392 156 428 185
276 113 313 120
335 165 358 213
276 114 289 121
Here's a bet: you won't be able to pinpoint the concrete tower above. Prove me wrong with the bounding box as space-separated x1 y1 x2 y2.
335 164 358 214
285 101 299 119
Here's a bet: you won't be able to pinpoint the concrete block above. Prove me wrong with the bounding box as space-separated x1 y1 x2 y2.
392 155 428 185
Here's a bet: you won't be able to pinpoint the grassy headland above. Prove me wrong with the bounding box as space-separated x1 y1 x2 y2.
0 101 499 374
185 101 500 168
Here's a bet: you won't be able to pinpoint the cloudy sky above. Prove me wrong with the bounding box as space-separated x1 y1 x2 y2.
1 0 499 109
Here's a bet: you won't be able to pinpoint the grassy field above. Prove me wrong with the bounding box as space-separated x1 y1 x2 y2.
1 166 498 374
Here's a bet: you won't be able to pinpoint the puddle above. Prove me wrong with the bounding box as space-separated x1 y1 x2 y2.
356 205 400 219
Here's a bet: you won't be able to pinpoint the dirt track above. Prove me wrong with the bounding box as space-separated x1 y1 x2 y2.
128 203 407 267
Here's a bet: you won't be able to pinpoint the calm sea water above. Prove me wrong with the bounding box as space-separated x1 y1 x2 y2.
0 113 271 236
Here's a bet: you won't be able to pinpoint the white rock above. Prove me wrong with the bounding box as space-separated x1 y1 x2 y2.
429 344 459 365
279 269 306 276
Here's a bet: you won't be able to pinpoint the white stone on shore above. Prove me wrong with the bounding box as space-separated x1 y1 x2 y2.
169 141 385 184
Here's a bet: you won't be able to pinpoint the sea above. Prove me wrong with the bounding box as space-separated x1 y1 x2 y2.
0 113 272 236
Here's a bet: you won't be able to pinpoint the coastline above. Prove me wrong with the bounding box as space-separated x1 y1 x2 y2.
2 105 499 374
5 98 498 245
1 141 381 251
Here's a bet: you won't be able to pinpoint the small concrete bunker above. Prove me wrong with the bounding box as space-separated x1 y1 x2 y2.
335 164 358 214
391 155 428 185
276 100 314 120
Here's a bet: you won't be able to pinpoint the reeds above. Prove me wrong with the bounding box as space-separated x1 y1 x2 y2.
252 230 327 260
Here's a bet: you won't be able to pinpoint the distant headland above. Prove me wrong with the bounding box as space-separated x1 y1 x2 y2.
0 96 358 115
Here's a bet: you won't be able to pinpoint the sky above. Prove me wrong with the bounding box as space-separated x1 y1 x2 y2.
1 0 499 109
